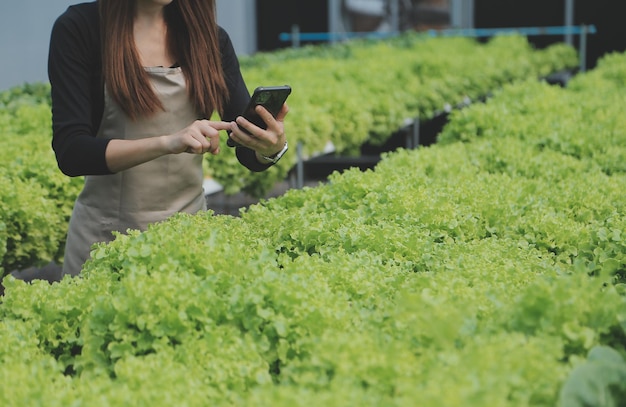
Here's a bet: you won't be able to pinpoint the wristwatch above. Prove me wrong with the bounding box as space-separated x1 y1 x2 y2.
260 141 289 164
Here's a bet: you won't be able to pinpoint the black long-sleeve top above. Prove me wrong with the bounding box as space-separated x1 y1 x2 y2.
48 1 271 176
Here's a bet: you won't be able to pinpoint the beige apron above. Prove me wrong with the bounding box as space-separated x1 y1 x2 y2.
62 67 206 276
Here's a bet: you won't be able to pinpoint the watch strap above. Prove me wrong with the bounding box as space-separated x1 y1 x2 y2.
260 141 288 164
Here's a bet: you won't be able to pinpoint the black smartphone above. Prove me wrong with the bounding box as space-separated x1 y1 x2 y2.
227 85 292 147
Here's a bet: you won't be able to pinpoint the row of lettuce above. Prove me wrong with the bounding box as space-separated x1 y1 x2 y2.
224 34 576 196
0 34 577 275
1 50 625 406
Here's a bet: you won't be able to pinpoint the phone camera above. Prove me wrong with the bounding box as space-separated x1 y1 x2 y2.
257 92 271 104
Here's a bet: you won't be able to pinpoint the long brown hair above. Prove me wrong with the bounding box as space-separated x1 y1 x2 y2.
99 0 228 120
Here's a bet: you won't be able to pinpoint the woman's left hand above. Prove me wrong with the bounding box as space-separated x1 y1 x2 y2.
229 103 289 158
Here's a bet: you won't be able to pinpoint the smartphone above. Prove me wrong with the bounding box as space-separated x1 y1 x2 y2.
227 85 292 147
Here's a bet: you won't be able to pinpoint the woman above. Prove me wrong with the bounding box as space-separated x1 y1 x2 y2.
48 0 289 276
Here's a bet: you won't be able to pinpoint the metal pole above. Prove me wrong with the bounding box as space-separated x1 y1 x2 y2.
579 25 588 72
466 0 474 29
296 142 304 189
291 24 301 48
328 0 342 43
406 117 420 149
389 0 400 32
564 0 574 46
450 0 461 28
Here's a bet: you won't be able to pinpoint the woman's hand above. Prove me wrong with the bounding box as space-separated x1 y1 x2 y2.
228 103 289 158
164 119 232 155
105 120 231 173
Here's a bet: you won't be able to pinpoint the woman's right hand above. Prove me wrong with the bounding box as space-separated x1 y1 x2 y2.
105 120 233 173
164 119 232 155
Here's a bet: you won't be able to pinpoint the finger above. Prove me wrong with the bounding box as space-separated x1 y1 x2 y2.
255 105 276 126
185 137 204 154
229 122 261 149
234 116 257 137
203 120 232 132
188 130 212 153
193 121 224 154
275 103 289 121
207 132 220 155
